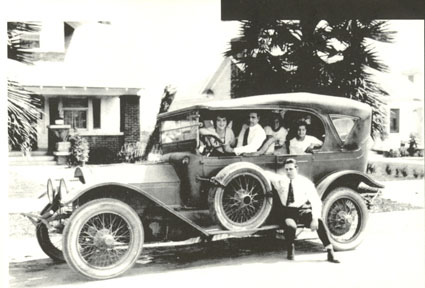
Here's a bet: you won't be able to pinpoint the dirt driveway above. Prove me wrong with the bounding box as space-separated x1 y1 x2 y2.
8 209 425 288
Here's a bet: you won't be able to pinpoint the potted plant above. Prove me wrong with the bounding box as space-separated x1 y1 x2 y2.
68 134 90 166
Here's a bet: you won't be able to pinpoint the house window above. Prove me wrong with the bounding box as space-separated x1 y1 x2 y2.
63 98 88 129
390 109 400 133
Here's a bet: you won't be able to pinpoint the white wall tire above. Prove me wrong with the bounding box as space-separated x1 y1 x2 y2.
62 199 144 280
209 167 273 231
322 187 368 251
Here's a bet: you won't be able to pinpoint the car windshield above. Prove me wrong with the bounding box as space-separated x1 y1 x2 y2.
160 111 200 144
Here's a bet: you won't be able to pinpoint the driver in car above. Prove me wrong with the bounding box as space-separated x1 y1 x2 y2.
199 113 236 156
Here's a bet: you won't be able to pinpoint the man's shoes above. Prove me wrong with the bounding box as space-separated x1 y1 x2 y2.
287 243 295 260
327 249 340 263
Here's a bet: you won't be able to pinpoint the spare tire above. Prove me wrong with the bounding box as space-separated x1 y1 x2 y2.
208 162 273 231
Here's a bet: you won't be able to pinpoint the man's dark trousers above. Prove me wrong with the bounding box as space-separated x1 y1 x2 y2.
283 206 331 247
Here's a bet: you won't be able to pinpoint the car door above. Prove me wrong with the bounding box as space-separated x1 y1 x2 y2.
275 154 313 179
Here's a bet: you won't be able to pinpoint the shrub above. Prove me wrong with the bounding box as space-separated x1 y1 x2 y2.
399 143 409 157
117 142 144 163
407 134 418 156
385 164 392 175
400 167 408 177
366 163 376 174
68 134 90 166
89 147 116 164
384 149 401 158
394 168 400 177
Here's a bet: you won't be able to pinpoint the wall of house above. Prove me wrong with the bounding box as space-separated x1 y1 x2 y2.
120 95 140 143
211 61 231 100
379 98 424 150
80 95 141 158
99 97 120 133
78 96 124 157
38 95 125 153
82 135 124 156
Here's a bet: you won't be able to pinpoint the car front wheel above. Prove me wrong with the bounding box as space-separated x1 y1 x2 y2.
322 187 368 251
36 204 65 262
62 199 144 280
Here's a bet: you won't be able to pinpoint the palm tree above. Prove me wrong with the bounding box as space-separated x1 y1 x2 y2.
7 22 42 152
226 19 395 135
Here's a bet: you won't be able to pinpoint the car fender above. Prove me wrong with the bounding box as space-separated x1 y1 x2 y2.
316 170 384 199
61 182 210 237
212 162 273 192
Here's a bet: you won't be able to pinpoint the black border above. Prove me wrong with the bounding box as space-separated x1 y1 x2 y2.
221 0 425 20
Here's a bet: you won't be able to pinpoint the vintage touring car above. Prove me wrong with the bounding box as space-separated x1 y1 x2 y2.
26 92 383 280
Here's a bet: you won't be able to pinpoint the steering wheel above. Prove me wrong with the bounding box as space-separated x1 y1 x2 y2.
200 134 223 156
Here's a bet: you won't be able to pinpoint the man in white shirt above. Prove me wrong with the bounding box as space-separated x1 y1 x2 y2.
224 111 266 155
266 158 339 263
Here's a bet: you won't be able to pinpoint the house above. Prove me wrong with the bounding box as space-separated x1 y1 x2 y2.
373 70 424 151
8 22 143 161
170 56 238 110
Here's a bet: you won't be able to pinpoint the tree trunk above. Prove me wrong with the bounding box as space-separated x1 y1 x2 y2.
141 86 177 160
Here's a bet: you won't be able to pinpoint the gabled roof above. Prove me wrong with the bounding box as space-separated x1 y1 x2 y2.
201 57 232 94
159 92 371 120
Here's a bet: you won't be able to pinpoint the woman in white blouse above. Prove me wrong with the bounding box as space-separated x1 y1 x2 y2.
289 121 323 154
199 114 235 155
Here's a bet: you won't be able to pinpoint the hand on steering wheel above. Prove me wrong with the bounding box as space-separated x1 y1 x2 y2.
200 134 223 156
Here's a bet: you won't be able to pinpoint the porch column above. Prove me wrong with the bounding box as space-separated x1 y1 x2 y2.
37 96 49 150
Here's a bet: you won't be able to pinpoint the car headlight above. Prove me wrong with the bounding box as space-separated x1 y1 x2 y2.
59 178 68 200
46 179 56 204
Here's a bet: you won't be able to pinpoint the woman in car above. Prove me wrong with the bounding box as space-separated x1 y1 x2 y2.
289 120 323 154
199 114 235 156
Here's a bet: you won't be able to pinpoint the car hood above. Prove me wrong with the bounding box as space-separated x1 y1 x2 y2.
73 162 180 186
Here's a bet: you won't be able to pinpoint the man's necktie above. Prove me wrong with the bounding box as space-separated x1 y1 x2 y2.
243 127 250 146
286 180 294 206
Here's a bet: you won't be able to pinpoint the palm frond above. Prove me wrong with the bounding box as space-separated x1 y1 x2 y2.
226 19 395 135
8 80 41 150
366 20 396 43
7 22 41 64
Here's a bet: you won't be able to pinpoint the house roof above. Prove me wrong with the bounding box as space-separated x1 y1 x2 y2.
159 92 371 120
7 22 145 95
22 85 143 96
201 57 232 94
8 60 143 96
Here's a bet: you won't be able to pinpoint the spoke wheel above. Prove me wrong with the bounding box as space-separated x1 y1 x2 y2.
63 199 144 280
322 187 368 251
209 171 272 230
36 204 65 262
